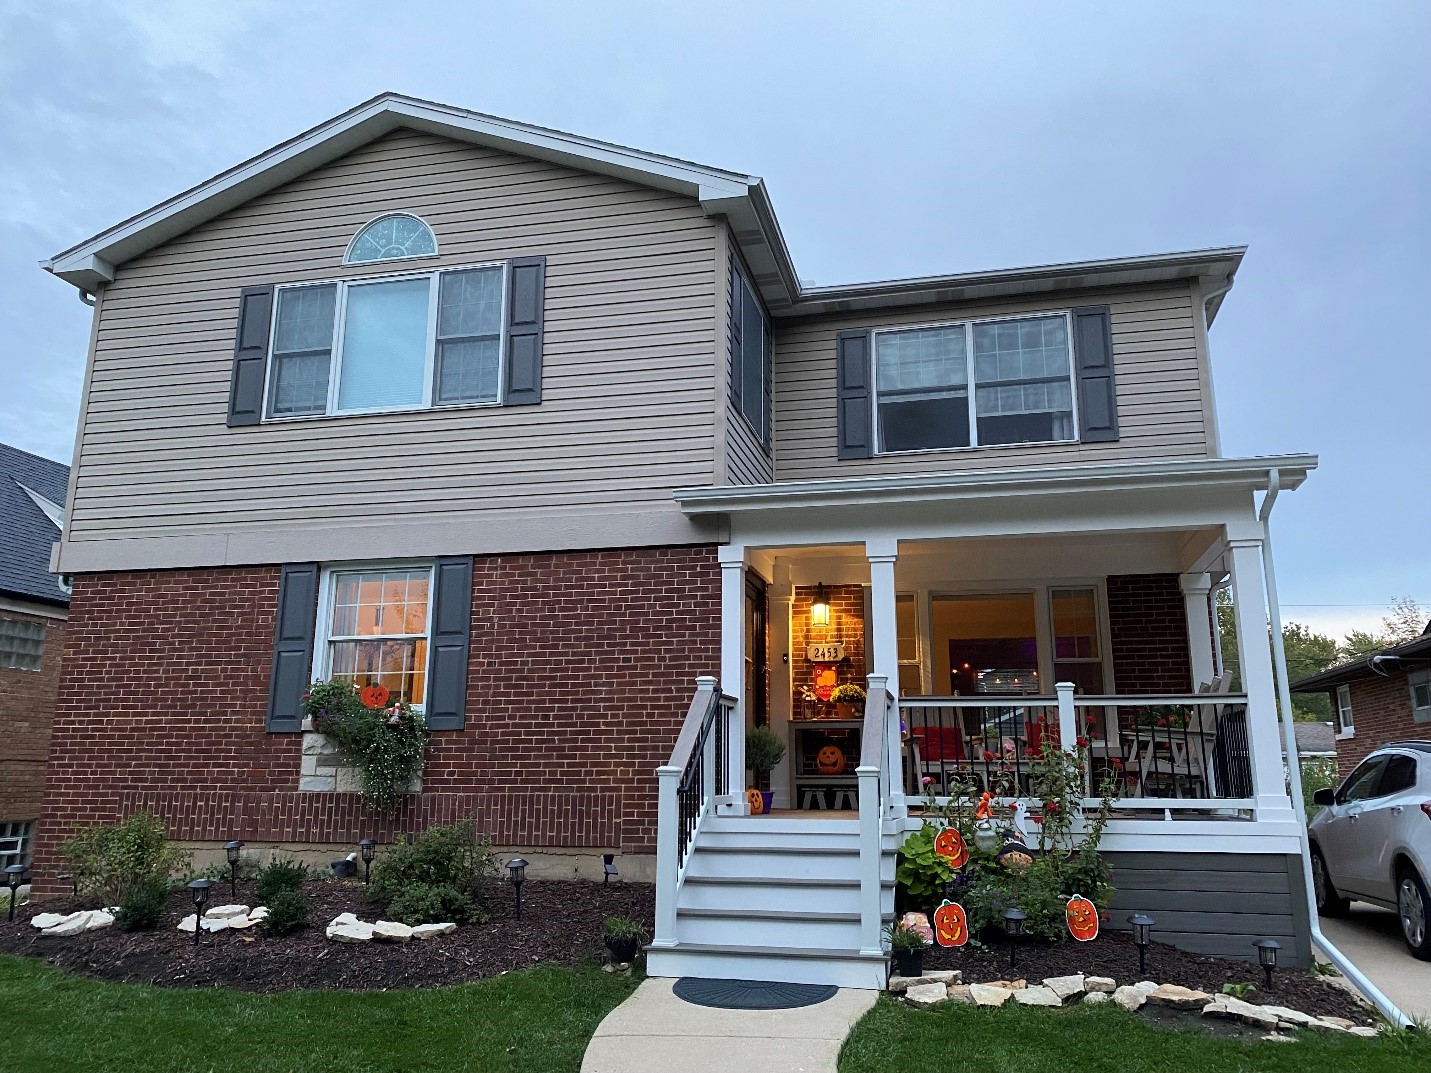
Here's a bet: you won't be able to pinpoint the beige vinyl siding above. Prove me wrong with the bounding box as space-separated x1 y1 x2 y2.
64 129 722 567
771 284 1211 481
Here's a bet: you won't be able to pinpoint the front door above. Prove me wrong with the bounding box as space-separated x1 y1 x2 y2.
745 572 768 729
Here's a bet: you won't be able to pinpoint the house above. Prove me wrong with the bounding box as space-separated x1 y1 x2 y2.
1293 626 1431 776
1292 721 1338 764
0 443 70 871
36 93 1317 986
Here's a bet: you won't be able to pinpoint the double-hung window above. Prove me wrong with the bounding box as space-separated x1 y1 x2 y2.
1336 683 1354 735
318 566 434 707
874 313 1076 453
730 259 772 447
267 264 506 419
1410 670 1431 724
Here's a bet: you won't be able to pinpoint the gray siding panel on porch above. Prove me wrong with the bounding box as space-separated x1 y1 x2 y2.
771 284 1210 481
1104 850 1312 967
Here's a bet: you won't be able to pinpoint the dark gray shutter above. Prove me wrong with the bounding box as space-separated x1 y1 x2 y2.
267 562 319 732
503 256 546 406
1072 305 1119 442
728 260 744 411
228 285 274 426
425 555 473 730
835 330 873 459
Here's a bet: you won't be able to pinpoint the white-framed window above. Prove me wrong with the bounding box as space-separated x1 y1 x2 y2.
345 213 438 264
1336 683 1355 735
873 312 1077 453
266 262 507 419
0 617 45 672
314 565 435 707
1410 670 1431 724
0 820 33 869
730 257 772 447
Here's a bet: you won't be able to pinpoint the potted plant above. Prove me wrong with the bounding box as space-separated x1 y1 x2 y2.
830 683 866 718
603 916 646 964
745 727 787 814
885 918 929 978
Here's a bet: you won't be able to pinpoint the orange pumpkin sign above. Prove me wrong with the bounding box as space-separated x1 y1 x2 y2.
1066 894 1099 942
933 899 969 948
932 826 968 870
745 788 766 815
360 683 390 709
815 745 846 775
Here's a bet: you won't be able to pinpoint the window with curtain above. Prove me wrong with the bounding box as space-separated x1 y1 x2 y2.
874 314 1076 452
266 264 505 418
730 260 772 446
323 567 433 706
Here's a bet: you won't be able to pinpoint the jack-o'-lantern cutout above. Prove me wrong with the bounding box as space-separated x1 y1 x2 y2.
360 683 390 709
812 664 838 702
933 899 969 948
815 745 846 775
745 788 765 815
1066 893 1099 941
933 826 968 870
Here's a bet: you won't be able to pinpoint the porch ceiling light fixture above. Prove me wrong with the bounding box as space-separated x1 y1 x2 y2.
810 584 831 628
1001 907 1027 969
507 858 527 920
358 839 377 885
187 878 214 946
1127 914 1155 976
4 864 26 923
1253 938 1280 990
224 840 243 898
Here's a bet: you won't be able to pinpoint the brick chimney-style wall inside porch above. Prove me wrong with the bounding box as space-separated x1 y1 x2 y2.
31 546 719 895
790 585 867 716
1106 573 1193 694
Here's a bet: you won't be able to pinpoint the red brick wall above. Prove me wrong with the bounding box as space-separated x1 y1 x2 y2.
790 585 867 717
33 546 719 892
0 608 66 825
1334 675 1420 776
1106 573 1193 694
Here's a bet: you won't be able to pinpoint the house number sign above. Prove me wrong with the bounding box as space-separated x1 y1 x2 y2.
807 643 846 662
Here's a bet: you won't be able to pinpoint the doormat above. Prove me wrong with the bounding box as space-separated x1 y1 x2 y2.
673 977 839 1009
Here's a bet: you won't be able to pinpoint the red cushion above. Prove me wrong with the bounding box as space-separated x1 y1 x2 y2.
913 725 965 762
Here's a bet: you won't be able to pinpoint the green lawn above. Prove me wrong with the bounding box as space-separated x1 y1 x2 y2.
839 996 1431 1073
0 954 638 1073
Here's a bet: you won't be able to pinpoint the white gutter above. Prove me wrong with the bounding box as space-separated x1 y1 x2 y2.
1259 468 1413 1028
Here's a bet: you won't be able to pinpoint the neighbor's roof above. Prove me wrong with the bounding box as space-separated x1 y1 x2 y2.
1291 722 1337 757
43 93 1245 319
0 443 69 607
1292 624 1431 692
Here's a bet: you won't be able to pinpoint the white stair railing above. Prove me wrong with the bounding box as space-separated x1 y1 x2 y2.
856 673 892 956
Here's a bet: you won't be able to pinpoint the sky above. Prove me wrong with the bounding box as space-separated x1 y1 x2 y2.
1 1 1427 641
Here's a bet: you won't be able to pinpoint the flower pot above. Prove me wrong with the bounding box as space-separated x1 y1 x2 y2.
605 935 640 963
892 948 923 978
760 790 774 814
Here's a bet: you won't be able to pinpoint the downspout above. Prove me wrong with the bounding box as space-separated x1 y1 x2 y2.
1258 468 1413 1028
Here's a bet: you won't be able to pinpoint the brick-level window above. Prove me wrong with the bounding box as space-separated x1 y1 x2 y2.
0 820 33 868
0 617 44 671
1410 670 1431 724
1336 683 1354 735
317 565 434 706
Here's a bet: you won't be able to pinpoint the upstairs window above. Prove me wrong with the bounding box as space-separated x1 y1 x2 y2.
874 314 1075 453
729 259 772 447
345 213 438 264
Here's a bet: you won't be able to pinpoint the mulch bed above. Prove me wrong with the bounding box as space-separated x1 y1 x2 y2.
921 929 1374 1024
0 877 654 993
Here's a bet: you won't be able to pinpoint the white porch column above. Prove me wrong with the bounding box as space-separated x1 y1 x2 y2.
866 538 903 810
718 544 747 813
1179 572 1216 691
1227 538 1295 822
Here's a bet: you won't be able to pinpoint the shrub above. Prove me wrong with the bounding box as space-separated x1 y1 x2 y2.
255 859 309 903
304 680 427 812
261 890 310 936
367 821 496 925
745 726 787 775
602 916 646 942
114 878 169 931
59 813 189 903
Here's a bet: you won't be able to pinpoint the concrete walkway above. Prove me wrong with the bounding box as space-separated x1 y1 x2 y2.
581 978 878 1073
1317 901 1431 1022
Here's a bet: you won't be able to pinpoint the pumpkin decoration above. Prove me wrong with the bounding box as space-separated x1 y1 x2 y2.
932 899 969 948
1066 893 1099 942
745 787 766 815
360 683 390 709
812 664 839 702
815 744 847 775
932 826 968 870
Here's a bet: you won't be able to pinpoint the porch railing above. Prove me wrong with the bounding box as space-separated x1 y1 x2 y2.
856 674 892 954
653 677 733 947
901 689 1254 813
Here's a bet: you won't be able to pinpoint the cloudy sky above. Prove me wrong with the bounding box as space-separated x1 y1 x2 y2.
1 1 1427 639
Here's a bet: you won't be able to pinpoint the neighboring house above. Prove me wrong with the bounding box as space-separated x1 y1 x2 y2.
1292 721 1338 764
0 443 70 870
37 94 1317 985
1294 626 1431 776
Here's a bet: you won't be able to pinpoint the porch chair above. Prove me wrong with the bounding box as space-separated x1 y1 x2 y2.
910 725 986 795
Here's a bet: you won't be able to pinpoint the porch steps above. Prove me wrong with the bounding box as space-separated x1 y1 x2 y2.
645 816 900 990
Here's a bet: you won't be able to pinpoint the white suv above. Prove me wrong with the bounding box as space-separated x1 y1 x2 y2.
1310 741 1431 959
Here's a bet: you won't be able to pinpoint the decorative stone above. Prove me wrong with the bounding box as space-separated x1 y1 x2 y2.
204 904 250 920
1133 980 1159 993
1082 991 1109 1005
200 917 229 932
411 922 456 939
1202 997 1280 1030
326 921 374 943
985 979 1027 990
329 913 360 927
1319 1016 1356 1030
905 982 950 1009
888 970 961 993
969 984 1013 1007
84 910 115 931
1085 976 1116 993
1146 984 1211 1010
372 920 414 942
41 912 93 936
248 907 269 922
1261 1034 1298 1043
1112 985 1148 1011
946 984 974 1004
177 914 198 933
1042 974 1086 1003
30 912 69 930
1347 1027 1378 1038
1013 985 1063 1007
887 976 921 994
1262 1005 1321 1030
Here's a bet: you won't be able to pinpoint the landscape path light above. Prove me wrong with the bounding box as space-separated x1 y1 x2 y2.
187 879 214 946
224 840 243 898
1127 914 1155 977
1001 907 1026 970
1253 938 1280 991
506 858 527 921
4 864 26 923
359 839 377 884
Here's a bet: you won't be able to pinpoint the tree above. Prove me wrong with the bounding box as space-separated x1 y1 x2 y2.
1215 591 1337 721
1382 595 1429 646
1339 628 1385 662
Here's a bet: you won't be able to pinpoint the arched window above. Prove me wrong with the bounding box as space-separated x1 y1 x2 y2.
344 213 438 264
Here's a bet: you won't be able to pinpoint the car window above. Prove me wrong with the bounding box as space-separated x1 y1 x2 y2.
1336 757 1387 804
1376 754 1419 797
